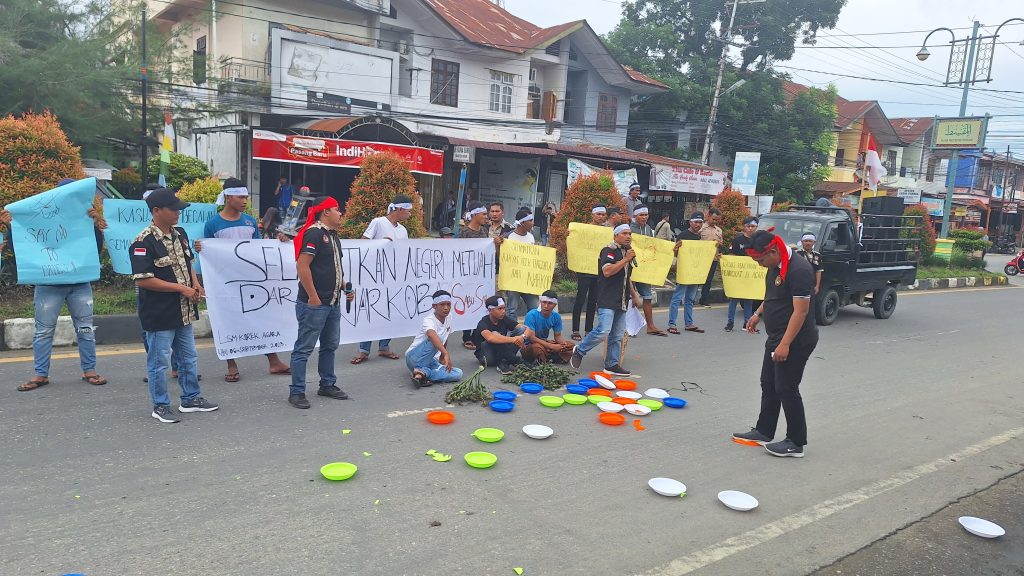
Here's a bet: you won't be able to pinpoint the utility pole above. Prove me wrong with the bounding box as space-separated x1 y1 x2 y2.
140 6 149 187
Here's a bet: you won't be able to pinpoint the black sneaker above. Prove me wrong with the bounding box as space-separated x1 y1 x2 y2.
605 364 631 377
765 439 804 458
317 386 349 400
151 405 180 423
569 346 583 370
724 322 734 332
179 397 219 413
732 428 772 445
497 362 514 376
288 393 311 409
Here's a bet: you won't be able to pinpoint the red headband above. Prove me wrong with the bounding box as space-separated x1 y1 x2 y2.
294 197 340 259
745 228 792 282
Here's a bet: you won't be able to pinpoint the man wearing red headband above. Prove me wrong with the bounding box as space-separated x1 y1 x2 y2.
733 229 818 458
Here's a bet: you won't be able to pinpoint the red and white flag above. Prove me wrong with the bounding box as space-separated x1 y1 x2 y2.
863 134 887 191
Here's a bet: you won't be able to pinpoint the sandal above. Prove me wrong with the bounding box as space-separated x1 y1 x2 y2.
224 372 241 382
667 327 681 335
18 378 49 391
378 350 400 360
411 370 427 389
571 332 582 341
684 326 705 333
81 374 107 386
350 353 369 365
646 329 668 337
462 341 477 350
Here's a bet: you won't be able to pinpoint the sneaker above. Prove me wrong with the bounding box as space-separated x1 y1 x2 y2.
704 303 712 308
497 362 514 376
732 428 772 445
724 322 734 332
288 393 311 409
179 397 219 413
151 405 180 423
569 346 583 370
765 438 804 458
317 386 349 400
605 364 631 377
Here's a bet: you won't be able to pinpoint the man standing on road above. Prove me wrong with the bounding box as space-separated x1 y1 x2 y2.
274 177 295 212
667 213 706 334
699 208 724 307
487 201 514 239
352 194 413 365
797 232 823 295
725 216 758 332
570 224 642 377
733 229 819 458
406 290 463 388
630 204 667 337
502 208 540 320
288 196 354 409
474 295 534 375
570 204 608 341
522 290 573 364
195 177 290 382
131 188 219 423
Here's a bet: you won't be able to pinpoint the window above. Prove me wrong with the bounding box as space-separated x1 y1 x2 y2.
926 157 938 182
596 92 617 132
193 36 207 85
825 222 852 252
489 70 514 114
886 150 898 173
430 59 459 107
834 148 845 167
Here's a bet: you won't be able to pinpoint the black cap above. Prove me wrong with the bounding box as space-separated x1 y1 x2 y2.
145 188 190 211
689 211 705 221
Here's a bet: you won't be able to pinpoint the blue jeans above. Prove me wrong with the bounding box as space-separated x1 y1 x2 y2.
728 299 753 325
667 284 699 327
576 308 626 370
144 325 200 407
33 283 96 377
291 301 341 395
359 339 392 355
405 340 463 382
505 291 540 321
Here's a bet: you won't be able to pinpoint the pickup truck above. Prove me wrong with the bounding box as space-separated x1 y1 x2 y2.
756 205 920 325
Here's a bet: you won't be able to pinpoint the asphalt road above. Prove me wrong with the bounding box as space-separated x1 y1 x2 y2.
1 286 1022 576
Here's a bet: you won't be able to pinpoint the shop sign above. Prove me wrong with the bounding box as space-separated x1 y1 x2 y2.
251 129 444 176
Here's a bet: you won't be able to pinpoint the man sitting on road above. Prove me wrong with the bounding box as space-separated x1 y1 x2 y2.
522 290 573 364
405 290 463 388
474 295 534 375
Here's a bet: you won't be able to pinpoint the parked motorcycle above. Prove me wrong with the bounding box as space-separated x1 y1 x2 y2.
991 234 1017 255
1004 250 1024 276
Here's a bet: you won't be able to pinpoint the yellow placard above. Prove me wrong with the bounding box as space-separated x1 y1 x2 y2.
629 234 674 286
675 240 717 285
497 239 557 295
719 255 767 300
566 222 613 275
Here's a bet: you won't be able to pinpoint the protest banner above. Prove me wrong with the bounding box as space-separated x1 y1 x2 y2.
6 178 101 284
629 234 674 286
497 240 556 295
720 255 767 300
103 199 218 274
199 238 496 358
675 240 717 285
567 158 639 196
565 222 612 275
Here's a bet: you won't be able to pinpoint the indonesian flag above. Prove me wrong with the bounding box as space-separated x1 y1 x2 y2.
863 134 887 191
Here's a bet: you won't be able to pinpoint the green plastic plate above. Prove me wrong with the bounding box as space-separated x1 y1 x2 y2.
472 427 505 443
320 462 358 481
465 451 498 469
637 399 663 411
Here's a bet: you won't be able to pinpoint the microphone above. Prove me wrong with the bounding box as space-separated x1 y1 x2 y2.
345 282 353 313
625 244 639 268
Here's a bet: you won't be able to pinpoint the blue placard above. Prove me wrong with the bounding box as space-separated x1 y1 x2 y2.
103 199 218 275
6 178 101 285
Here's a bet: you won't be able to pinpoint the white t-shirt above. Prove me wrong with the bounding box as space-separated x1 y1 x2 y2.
406 312 453 357
363 216 409 241
506 230 535 244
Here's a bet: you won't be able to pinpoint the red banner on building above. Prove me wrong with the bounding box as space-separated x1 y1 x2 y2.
252 129 444 176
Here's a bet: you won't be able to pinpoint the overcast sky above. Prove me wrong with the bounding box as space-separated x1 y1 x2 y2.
507 0 1024 152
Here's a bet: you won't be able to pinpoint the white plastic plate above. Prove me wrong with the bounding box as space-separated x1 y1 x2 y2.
521 424 554 440
596 401 624 413
958 516 1005 538
615 390 642 400
624 404 652 416
718 490 758 511
594 374 617 389
648 477 687 497
644 387 669 399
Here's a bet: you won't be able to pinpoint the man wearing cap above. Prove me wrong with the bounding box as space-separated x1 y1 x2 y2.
439 226 454 238
797 233 823 295
733 229 819 458
502 207 540 320
195 177 290 381
699 208 724 307
667 212 706 334
352 194 413 365
406 290 463 388
288 196 354 409
522 290 573 364
131 188 219 423
630 204 667 337
725 216 759 332
625 182 644 216
474 296 534 375
569 224 642 376
570 204 608 341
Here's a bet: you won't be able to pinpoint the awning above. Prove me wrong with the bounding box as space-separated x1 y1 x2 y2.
445 137 556 157
252 129 444 176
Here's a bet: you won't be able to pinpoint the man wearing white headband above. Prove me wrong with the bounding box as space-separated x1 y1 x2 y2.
667 211 706 334
195 177 290 381
474 295 534 375
625 181 644 217
353 194 413 365
797 232 823 295
630 205 667 336
523 290 573 364
503 208 540 320
457 202 491 351
570 204 609 341
405 290 463 388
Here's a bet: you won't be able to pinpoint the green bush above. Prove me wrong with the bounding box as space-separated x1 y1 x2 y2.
948 229 991 254
146 152 210 190
112 166 142 198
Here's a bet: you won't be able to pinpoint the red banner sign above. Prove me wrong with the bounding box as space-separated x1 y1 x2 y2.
252 129 444 176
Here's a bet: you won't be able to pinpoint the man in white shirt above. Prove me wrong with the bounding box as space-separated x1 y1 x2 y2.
352 194 412 365
406 290 463 388
502 208 540 320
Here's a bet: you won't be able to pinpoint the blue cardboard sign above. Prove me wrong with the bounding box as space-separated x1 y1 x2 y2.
103 199 217 275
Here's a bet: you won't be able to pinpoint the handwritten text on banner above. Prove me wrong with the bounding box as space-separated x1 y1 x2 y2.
675 240 717 285
103 199 218 274
497 240 556 295
565 222 613 275
629 234 674 286
719 255 767 300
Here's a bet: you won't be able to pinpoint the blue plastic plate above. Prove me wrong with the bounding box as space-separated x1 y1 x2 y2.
493 390 518 402
489 400 515 413
663 397 688 409
520 383 544 394
578 378 598 388
566 384 589 395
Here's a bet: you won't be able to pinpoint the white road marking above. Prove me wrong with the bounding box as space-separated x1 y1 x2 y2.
385 406 452 418
643 426 1024 576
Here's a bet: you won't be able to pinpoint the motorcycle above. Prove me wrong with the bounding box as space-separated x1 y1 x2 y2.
1004 250 1024 276
991 234 1017 255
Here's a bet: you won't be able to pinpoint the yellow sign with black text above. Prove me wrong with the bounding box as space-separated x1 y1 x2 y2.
565 222 613 275
630 234 674 286
675 240 717 285
497 240 557 295
720 255 767 300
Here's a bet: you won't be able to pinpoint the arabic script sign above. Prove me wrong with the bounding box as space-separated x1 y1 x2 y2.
933 117 988 149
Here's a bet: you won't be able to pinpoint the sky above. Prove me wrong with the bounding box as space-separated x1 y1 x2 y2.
506 0 1024 152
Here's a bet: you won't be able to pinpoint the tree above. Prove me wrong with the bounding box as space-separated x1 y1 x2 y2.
0 111 84 207
903 204 936 261
710 188 750 246
548 175 628 271
146 152 210 190
339 152 426 239
177 176 221 205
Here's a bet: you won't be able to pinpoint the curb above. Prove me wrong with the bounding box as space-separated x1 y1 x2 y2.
901 275 1008 290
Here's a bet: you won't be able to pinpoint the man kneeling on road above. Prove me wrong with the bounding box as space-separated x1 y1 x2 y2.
522 290 573 364
474 296 534 375
406 290 463 388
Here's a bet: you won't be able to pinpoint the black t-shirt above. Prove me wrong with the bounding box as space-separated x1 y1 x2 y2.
298 223 344 305
730 234 754 256
763 250 818 346
678 228 702 242
797 249 823 272
595 244 632 311
131 225 198 332
473 314 520 347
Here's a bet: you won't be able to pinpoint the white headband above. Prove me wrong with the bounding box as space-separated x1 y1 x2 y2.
613 224 632 235
515 213 534 227
215 186 249 206
432 294 452 305
487 298 506 309
539 295 558 304
465 206 486 219
592 206 607 214
801 233 816 241
633 206 649 215
388 202 413 213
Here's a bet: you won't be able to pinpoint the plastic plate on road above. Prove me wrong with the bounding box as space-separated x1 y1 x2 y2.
624 404 652 416
637 399 663 411
598 412 626 426
426 410 455 425
958 516 1005 538
489 400 515 413
718 490 758 511
663 397 688 409
522 424 554 439
520 383 544 394
588 395 609 405
539 395 565 408
648 477 687 497
615 390 642 400
577 379 598 388
594 374 617 389
320 462 358 481
614 379 638 390
492 390 518 402
563 393 588 405
472 428 505 443
644 388 669 399
597 401 625 413
465 452 497 469
566 384 589 395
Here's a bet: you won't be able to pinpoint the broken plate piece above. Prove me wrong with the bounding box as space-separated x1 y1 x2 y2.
431 453 452 462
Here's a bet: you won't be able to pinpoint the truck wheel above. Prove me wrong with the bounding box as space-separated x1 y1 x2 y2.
816 289 840 326
1005 264 1019 276
872 286 897 319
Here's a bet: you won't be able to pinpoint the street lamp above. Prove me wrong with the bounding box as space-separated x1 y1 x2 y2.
918 18 1024 237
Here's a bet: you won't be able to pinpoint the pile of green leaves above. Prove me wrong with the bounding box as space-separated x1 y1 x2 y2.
444 366 488 405
500 363 573 391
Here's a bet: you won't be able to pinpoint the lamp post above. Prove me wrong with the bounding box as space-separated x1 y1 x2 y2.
917 18 1024 237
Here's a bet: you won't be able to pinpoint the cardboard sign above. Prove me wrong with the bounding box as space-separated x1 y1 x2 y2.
675 240 717 285
566 222 613 275
497 239 556 295
720 255 767 300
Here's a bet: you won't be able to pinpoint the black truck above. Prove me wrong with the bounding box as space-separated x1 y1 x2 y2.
756 201 920 325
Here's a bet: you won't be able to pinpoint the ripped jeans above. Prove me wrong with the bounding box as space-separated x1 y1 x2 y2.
33 283 97 377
